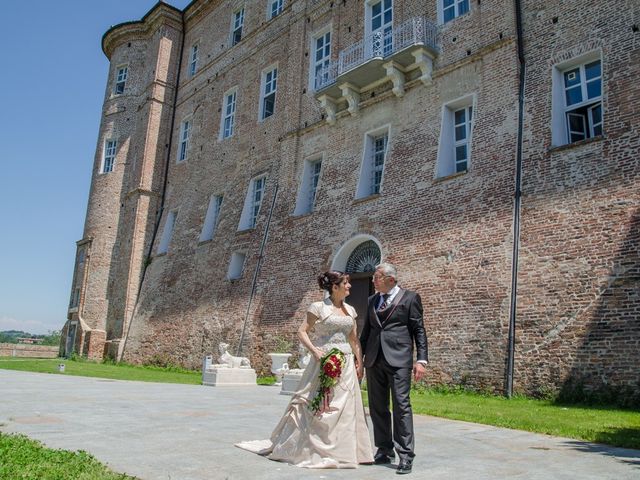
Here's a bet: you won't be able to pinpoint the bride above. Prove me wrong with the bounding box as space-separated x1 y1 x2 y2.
235 271 373 468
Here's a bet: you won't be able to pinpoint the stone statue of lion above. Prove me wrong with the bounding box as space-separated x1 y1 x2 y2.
218 342 251 369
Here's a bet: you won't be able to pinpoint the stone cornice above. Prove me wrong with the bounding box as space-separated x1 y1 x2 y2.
102 1 183 59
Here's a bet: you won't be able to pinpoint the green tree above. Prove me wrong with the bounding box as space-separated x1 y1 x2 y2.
40 330 61 346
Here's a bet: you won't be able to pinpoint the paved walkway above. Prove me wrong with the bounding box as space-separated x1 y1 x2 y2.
1 369 638 480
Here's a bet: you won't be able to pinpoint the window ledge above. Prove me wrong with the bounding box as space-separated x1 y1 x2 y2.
155 252 168 258
291 211 313 218
68 307 79 313
197 239 213 246
353 193 381 204
434 170 468 183
548 135 604 153
236 227 256 234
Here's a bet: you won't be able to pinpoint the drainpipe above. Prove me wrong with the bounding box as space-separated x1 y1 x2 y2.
120 11 186 360
506 0 526 397
237 184 280 357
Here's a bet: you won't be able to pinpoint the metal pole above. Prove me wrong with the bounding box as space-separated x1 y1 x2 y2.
236 183 280 357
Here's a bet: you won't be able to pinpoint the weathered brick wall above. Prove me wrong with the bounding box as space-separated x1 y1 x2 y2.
516 0 640 398
0 344 59 358
75 0 639 401
122 0 521 388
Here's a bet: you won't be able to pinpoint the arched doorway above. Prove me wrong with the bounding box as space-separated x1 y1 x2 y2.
331 236 382 333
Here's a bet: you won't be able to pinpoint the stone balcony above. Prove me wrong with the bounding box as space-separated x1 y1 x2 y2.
314 17 439 124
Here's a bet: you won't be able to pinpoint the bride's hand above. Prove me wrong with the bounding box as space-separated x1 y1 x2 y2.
312 347 325 361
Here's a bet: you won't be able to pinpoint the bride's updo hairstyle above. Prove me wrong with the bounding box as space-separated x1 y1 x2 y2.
317 270 348 293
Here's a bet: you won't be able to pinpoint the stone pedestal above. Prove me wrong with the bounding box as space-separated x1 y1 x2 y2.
202 367 257 386
280 370 304 395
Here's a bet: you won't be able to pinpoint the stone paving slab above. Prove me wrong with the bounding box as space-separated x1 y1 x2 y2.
0 369 638 480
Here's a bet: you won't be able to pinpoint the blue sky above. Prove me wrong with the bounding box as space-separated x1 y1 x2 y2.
0 1 191 334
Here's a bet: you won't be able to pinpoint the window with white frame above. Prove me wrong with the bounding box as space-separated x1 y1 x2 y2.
114 66 128 94
436 95 474 178
101 139 117 173
158 210 177 254
294 157 323 215
177 119 192 162
356 127 390 198
269 0 284 19
260 67 278 120
200 195 223 242
552 54 602 146
220 89 237 139
227 251 247 280
189 43 199 77
238 175 267 230
232 8 244 46
311 29 331 91
367 0 393 57
441 0 469 23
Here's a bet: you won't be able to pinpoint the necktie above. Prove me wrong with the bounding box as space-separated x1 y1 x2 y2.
378 294 390 311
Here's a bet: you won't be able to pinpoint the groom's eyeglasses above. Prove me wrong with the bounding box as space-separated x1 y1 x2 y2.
372 274 387 280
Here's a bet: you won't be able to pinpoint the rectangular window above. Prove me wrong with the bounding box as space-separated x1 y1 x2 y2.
114 66 128 94
102 140 117 173
371 134 388 195
369 0 393 56
158 210 177 254
70 287 80 308
562 59 602 143
200 195 223 242
232 9 244 46
260 67 278 120
294 157 323 215
436 95 474 178
250 177 266 228
312 31 331 91
453 106 473 173
269 0 284 19
239 176 267 230
442 0 469 23
356 127 390 199
178 119 191 162
189 44 199 77
227 251 247 280
221 89 237 139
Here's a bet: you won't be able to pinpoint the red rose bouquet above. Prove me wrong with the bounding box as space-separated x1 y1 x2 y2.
309 348 346 415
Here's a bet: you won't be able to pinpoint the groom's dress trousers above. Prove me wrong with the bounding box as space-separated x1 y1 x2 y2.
360 288 428 460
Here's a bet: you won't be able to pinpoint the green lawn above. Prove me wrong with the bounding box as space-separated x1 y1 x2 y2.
408 389 640 449
0 433 138 480
0 357 202 384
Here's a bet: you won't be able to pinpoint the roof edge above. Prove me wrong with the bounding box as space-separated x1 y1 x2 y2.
101 1 183 59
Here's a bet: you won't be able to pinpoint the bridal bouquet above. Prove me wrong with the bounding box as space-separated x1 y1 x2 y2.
310 348 346 415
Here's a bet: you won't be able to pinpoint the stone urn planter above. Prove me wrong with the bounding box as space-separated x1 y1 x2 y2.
268 353 292 384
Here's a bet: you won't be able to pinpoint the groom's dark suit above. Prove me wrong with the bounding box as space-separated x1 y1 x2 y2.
360 288 428 462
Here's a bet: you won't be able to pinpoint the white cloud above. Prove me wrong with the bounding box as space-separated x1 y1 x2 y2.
0 316 62 335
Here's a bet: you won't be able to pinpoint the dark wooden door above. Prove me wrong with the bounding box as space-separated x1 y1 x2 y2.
348 273 374 335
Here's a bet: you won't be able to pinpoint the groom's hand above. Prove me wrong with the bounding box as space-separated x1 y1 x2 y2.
412 362 426 382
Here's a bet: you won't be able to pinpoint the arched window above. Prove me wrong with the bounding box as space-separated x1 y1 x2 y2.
345 240 381 273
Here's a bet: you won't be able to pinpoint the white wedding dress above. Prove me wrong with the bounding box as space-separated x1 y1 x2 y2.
235 299 373 468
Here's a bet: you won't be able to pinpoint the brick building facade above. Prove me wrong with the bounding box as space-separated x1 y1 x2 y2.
62 0 639 400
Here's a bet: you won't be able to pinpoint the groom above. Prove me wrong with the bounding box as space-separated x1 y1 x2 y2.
359 263 428 475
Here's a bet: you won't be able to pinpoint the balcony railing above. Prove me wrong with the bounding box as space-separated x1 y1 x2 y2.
314 16 438 92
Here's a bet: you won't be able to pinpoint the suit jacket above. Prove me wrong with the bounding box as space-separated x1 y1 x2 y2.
360 288 428 368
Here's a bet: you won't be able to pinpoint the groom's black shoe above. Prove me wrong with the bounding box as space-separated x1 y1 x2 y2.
374 449 395 464
396 458 413 474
